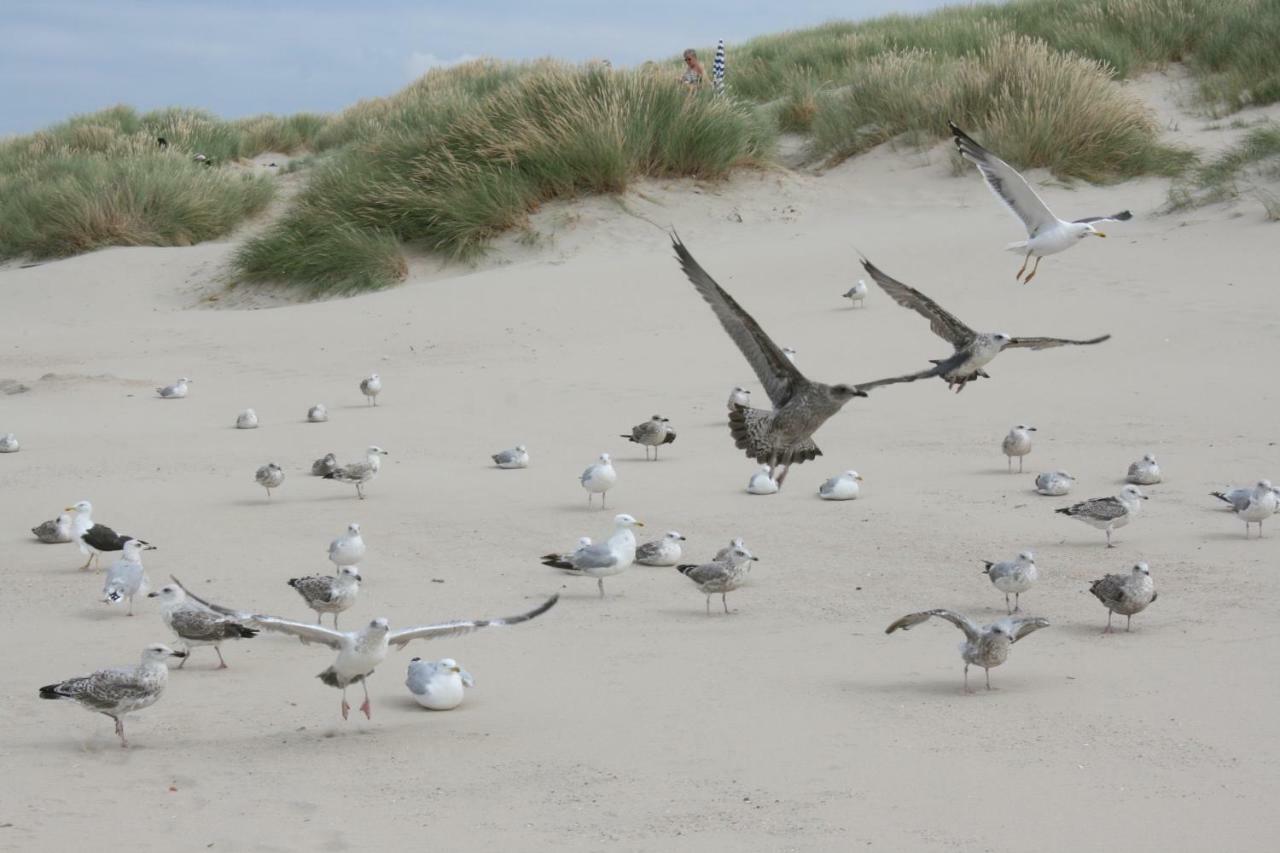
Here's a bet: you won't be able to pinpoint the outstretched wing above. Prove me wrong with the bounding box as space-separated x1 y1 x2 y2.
248 614 347 649
1074 211 1132 224
388 594 559 650
950 120 1058 237
859 258 974 348
169 575 255 620
1005 334 1111 350
853 366 943 392
885 608 981 643
672 234 806 407
1006 616 1050 642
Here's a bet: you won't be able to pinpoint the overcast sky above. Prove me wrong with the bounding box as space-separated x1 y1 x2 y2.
1 0 958 135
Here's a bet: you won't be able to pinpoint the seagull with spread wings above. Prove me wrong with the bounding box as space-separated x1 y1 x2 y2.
950 120 1133 283
672 235 918 487
885 609 1049 692
171 576 556 720
860 258 1110 392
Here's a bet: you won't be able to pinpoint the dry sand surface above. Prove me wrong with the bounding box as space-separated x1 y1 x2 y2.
2 70 1279 851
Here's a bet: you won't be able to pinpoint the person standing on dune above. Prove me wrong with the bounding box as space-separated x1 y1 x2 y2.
680 49 705 89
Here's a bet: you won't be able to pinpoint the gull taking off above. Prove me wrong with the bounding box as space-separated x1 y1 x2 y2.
950 120 1133 283
1126 453 1161 485
323 446 389 499
102 539 155 616
981 551 1038 614
32 513 73 543
885 610 1049 692
677 543 758 614
860 258 1110 392
636 530 686 566
360 373 382 406
289 567 361 627
818 470 862 500
621 415 677 460
156 377 191 398
1090 563 1156 633
1003 425 1036 472
580 453 617 507
1056 485 1147 547
1035 470 1074 496
541 514 643 597
406 658 474 710
1230 480 1277 537
329 522 366 567
39 644 186 748
148 584 259 669
843 279 867 308
254 462 284 499
492 445 529 469
672 235 917 487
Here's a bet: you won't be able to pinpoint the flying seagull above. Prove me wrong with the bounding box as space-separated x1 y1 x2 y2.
885 609 1049 692
950 120 1133 283
860 258 1110 392
672 234 917 487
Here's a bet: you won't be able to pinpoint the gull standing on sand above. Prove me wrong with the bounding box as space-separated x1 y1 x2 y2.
312 452 339 476
541 514 643 597
677 543 758 614
885 609 1049 692
1229 480 1277 537
156 378 191 399
492 445 529 469
621 415 677 460
843 279 867 308
950 120 1133 283
1090 563 1157 633
1056 485 1148 547
673 235 923 488
173 577 557 720
1035 470 1074 496
727 386 751 410
32 513 73 543
981 551 1038 614
323 446 389 499
102 539 155 616
1127 453 1162 485
289 566 362 627
307 404 328 423
818 470 862 500
254 462 284 499
360 373 382 406
1002 425 1036 472
0 433 18 452
66 500 147 570
147 584 259 669
39 644 186 748
406 658 474 710
236 408 259 429
635 530 686 566
580 453 616 507
329 522 366 567
861 258 1110 392
1210 482 1280 511
747 465 779 495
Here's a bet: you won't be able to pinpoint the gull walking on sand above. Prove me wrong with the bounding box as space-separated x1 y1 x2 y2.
148 584 259 669
981 551 1038 614
950 120 1133 283
541 514 643 597
66 500 148 570
621 415 677 460
1127 453 1161 485
1035 470 1074 496
254 462 284 499
818 470 862 500
102 539 155 616
312 452 339 476
173 577 557 720
636 530 686 566
885 609 1049 692
672 235 920 488
156 378 191 399
843 279 867 308
1056 485 1147 547
1090 563 1157 633
677 543 758 614
329 522 366 567
406 658 474 710
727 386 751 410
1230 480 1277 537
39 644 186 748
492 445 529 469
861 258 1110 392
1003 425 1036 472
236 408 259 429
307 404 328 423
580 453 617 507
323 446 389 499
360 373 382 406
0 433 18 452
747 465 779 495
32 513 73 543
289 566 361 627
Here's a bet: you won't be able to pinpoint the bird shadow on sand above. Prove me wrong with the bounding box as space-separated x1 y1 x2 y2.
851 677 1003 699
1055 621 1137 639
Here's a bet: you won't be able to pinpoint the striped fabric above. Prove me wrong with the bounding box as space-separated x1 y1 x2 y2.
712 39 726 94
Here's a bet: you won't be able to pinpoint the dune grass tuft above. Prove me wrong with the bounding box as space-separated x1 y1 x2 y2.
1166 122 1280 214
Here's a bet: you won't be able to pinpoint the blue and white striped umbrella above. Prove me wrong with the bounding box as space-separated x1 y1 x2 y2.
712 39 726 94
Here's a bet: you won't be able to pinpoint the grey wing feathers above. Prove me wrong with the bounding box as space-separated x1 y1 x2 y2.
859 258 974 347
169 575 255 620
290 576 336 603
1006 334 1111 350
1061 497 1125 520
949 120 1057 235
854 366 944 392
1009 616 1050 642
1073 211 1132 224
57 669 153 710
680 562 731 584
885 609 981 642
170 609 255 642
247 614 347 649
566 543 619 570
388 594 559 649
672 234 805 408
635 541 661 561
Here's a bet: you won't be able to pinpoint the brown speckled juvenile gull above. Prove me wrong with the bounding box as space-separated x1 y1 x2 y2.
288 566 361 627
1090 563 1157 633
1056 485 1147 547
322 446 389 499
676 544 758 614
148 584 258 669
620 415 676 460
885 609 1049 692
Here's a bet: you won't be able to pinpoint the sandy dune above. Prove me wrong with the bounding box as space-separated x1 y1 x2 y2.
2 71 1278 851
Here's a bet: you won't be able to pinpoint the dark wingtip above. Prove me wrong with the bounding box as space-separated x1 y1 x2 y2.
1116 210 1133 220
1054 507 1071 515
38 685 61 699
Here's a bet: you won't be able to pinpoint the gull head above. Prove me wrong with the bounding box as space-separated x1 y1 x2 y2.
1012 424 1037 433
66 500 93 514
515 444 527 452
1017 550 1035 564
142 643 186 663
438 657 462 673
733 386 749 394
367 372 380 381
1055 470 1075 480
347 522 361 535
1143 453 1157 463
122 539 155 557
650 415 667 423
366 446 389 456
830 383 869 402
1132 562 1151 577
338 566 362 582
993 332 1013 349
1257 479 1273 491
147 585 186 604
989 623 1012 639
613 513 644 528
665 530 686 542
598 452 612 464
730 545 759 563
1120 484 1148 502
367 617 390 633
842 470 863 482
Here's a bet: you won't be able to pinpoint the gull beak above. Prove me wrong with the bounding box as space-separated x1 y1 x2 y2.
1141 495 1149 500
751 556 760 561
635 521 645 527
354 574 363 582
1094 231 1107 238
147 592 159 598
451 666 462 673
170 650 187 658
855 475 864 481
63 506 76 512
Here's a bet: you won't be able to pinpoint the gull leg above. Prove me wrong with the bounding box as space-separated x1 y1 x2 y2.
985 668 992 690
113 716 128 749
775 465 790 488
1105 528 1114 548
316 612 323 625
177 648 190 669
963 664 972 694
1023 256 1042 284
1126 614 1133 632
128 598 134 617
1103 610 1114 634
1014 593 1021 613
1006 456 1012 473
705 595 711 615
597 577 605 599
356 483 365 500
1004 593 1012 615
722 593 731 614
214 646 228 670
333 613 340 629
1018 456 1024 473
80 551 94 571
601 491 608 509
359 680 372 719
341 687 350 720
1016 252 1030 281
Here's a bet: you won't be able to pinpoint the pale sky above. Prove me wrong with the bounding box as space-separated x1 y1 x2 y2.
1 0 951 135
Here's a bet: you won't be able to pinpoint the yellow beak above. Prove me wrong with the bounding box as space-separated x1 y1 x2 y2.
1094 231 1107 238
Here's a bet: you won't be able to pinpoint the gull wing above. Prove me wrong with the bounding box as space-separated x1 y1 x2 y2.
1073 211 1133 224
950 120 1058 237
1005 333 1111 350
1060 496 1126 521
672 234 806 408
1007 616 1050 643
169 575 256 620
859 258 975 349
885 608 982 643
388 594 559 650
248 614 347 649
853 366 943 392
